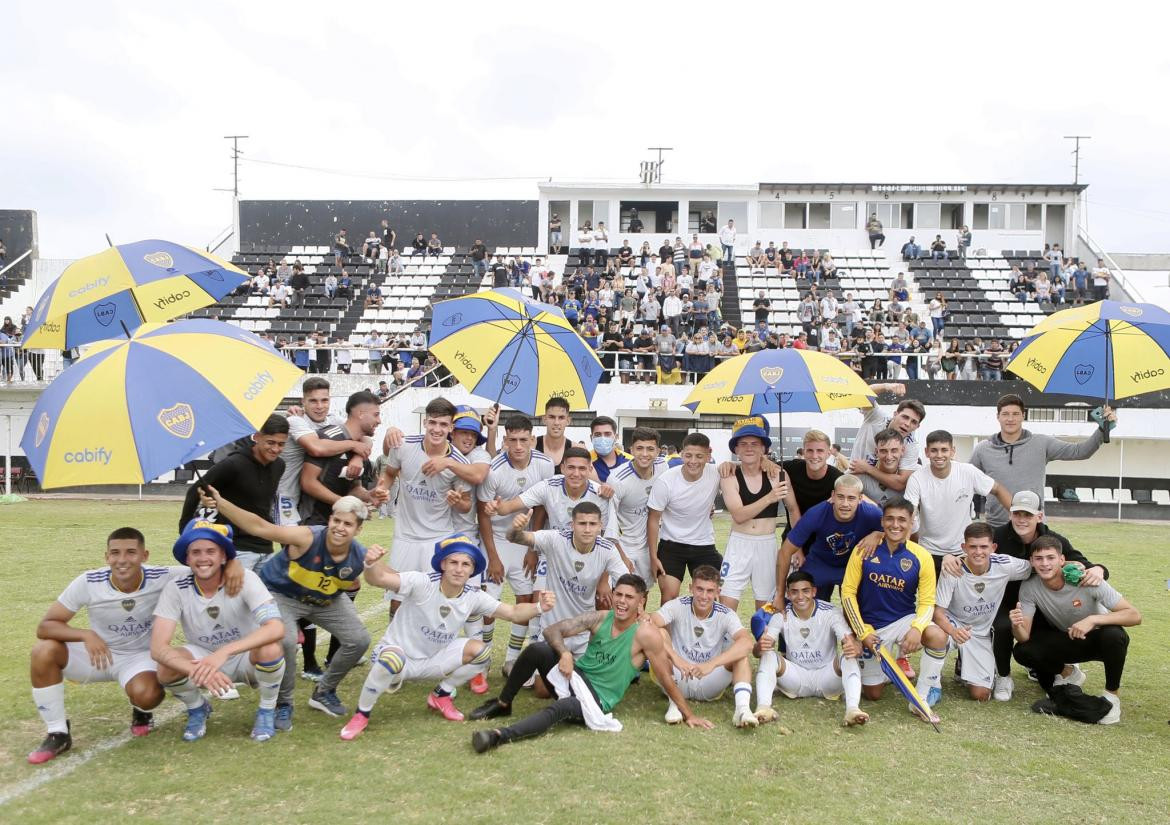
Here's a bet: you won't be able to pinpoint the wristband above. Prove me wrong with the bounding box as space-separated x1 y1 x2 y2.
535 599 546 614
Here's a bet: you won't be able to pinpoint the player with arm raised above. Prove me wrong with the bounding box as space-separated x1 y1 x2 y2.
469 574 715 751
848 384 925 494
650 565 759 728
151 520 286 743
26 527 243 764
755 570 867 727
477 415 555 678
338 535 555 737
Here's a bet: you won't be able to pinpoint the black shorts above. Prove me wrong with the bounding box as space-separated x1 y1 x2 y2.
657 539 722 582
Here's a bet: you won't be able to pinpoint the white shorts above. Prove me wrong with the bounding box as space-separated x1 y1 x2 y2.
482 538 535 598
949 633 995 689
720 531 778 601
62 643 156 689
659 663 733 701
390 537 436 576
617 544 652 587
857 614 930 686
777 657 843 700
529 618 590 657
181 644 257 685
371 638 471 682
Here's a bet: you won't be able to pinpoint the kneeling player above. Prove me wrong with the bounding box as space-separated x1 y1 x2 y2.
26 527 236 764
341 535 555 738
840 497 948 721
650 565 758 727
755 571 867 727
151 520 286 742
924 523 1030 702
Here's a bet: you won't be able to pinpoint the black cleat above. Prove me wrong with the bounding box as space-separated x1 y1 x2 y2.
472 729 501 753
28 723 72 765
130 708 154 736
469 698 512 721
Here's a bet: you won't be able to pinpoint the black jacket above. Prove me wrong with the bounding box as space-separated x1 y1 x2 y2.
179 449 284 554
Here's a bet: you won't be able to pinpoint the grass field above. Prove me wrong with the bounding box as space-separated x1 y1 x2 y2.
0 499 1166 824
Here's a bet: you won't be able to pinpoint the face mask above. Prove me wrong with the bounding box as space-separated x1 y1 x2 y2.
592 436 615 456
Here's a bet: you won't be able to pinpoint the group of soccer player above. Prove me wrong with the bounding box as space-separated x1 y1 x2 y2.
26 382 1143 763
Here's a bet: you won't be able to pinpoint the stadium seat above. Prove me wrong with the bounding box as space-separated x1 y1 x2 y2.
1152 490 1170 505
1075 487 1095 503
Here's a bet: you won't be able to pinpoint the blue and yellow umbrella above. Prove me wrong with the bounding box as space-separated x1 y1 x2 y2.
1007 300 1170 401
683 349 874 456
875 643 940 732
429 288 603 414
22 240 249 350
21 319 301 488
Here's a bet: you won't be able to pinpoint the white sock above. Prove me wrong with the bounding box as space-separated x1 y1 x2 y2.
481 623 495 647
733 681 752 712
32 683 68 734
358 650 404 714
505 625 528 665
165 677 206 710
840 655 862 710
464 616 483 640
440 661 484 695
254 657 285 710
916 647 948 695
756 651 778 707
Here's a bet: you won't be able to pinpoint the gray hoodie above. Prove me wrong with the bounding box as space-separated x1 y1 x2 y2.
970 427 1104 526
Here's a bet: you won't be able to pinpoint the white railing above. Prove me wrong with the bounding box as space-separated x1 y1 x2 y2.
1078 228 1136 301
0 249 33 282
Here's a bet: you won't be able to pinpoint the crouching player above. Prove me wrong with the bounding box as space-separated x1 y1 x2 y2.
340 535 555 738
840 497 948 722
650 565 758 728
27 527 242 763
755 571 867 727
151 520 286 742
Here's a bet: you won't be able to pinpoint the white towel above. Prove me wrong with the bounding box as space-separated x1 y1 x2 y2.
545 669 623 733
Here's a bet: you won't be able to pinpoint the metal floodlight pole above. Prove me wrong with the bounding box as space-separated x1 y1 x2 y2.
1063 135 1090 185
646 147 673 183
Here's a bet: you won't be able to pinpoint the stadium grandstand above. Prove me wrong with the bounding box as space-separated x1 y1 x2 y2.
2 181 1169 516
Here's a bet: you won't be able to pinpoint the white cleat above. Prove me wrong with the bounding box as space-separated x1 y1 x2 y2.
754 706 778 724
992 675 1014 702
733 707 759 728
843 707 870 727
664 700 683 724
1098 693 1121 725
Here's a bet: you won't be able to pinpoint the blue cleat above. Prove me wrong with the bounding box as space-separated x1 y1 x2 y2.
182 700 212 742
274 703 293 732
926 687 943 708
251 707 276 742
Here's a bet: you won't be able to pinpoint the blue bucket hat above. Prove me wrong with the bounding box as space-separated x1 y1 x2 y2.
451 405 487 446
728 415 772 452
173 518 237 565
432 534 487 578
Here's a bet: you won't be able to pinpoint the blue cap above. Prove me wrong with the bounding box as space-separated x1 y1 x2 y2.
173 518 237 565
432 534 487 578
728 415 772 452
451 405 487 446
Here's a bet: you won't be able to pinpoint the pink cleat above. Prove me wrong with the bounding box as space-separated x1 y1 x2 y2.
469 673 490 695
339 713 369 741
427 692 465 722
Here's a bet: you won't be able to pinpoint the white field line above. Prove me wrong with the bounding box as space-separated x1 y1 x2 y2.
0 600 391 807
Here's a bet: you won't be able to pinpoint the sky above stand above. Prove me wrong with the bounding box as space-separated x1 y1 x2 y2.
2 0 1166 258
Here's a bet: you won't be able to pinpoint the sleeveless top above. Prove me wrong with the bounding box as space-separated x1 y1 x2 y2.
576 610 641 712
259 526 365 606
735 466 778 519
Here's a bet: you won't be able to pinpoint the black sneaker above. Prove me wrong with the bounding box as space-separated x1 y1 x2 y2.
28 723 72 765
469 698 512 721
130 708 154 736
472 729 501 754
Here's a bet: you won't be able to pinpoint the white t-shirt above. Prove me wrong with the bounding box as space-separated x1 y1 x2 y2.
534 529 627 627
719 226 737 245
379 571 501 659
520 476 616 536
764 600 850 670
276 412 345 507
656 596 742 663
153 569 274 652
935 554 1031 636
903 462 996 555
851 402 921 471
478 450 555 539
647 464 720 546
593 228 608 250
1092 267 1110 287
57 565 186 653
608 458 669 552
385 436 470 542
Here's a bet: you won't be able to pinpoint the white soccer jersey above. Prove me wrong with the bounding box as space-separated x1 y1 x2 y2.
520 476 616 535
451 444 492 538
378 571 501 659
647 464 720 545
656 595 743 664
851 403 921 471
153 569 275 652
478 450 555 538
276 412 345 505
766 600 850 670
935 554 1031 636
904 462 996 555
386 436 470 541
609 458 668 552
57 565 186 654
533 529 627 626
